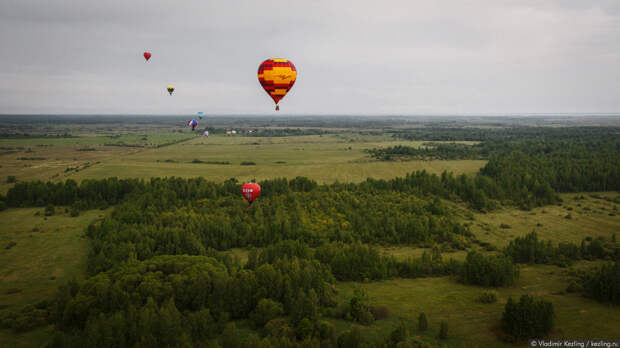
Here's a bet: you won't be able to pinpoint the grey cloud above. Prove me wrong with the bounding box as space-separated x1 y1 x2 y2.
0 0 619 114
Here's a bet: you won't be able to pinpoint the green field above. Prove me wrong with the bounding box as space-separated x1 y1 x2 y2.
1 133 485 193
0 208 108 308
0 130 194 193
335 262 620 347
466 192 620 247
0 208 109 348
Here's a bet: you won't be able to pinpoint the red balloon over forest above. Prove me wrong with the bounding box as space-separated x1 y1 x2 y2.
143 52 151 61
241 182 261 204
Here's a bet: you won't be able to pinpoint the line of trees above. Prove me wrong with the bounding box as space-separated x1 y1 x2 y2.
367 143 484 160
372 126 620 210
503 232 619 267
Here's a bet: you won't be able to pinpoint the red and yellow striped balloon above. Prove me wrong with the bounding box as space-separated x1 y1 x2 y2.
257 58 297 110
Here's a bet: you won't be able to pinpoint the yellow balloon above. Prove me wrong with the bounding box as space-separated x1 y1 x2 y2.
167 85 175 95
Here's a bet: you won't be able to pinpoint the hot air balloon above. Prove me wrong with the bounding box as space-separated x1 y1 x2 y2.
187 119 198 131
143 52 151 61
167 85 175 95
203 130 209 137
242 182 261 204
257 58 297 111
198 112 204 120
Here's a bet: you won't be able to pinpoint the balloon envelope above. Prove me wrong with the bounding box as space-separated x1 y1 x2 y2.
242 182 261 203
187 119 198 130
143 52 151 61
257 58 297 108
167 85 175 95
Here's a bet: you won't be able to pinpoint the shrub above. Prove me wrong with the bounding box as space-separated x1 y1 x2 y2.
250 298 284 327
337 327 363 348
566 280 581 293
7 176 16 183
370 306 390 320
70 204 80 217
0 304 49 333
500 223 511 229
389 320 410 345
582 261 620 304
264 318 295 340
438 321 448 339
44 204 55 216
317 321 336 342
347 288 375 325
460 251 519 286
477 290 498 303
5 241 17 250
501 295 554 340
295 318 314 340
240 161 256 165
417 313 428 331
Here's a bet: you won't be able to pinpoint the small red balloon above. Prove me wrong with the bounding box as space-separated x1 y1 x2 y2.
143 52 151 61
241 182 261 203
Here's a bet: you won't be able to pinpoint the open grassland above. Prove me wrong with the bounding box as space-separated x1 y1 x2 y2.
380 246 469 262
0 131 193 193
465 192 620 247
0 326 53 348
335 261 620 347
1 132 485 194
0 208 108 308
0 208 109 348
68 134 485 184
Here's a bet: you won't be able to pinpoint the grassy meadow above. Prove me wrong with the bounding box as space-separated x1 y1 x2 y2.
0 208 109 308
0 130 194 193
1 132 485 194
335 261 620 347
0 208 110 348
465 192 620 248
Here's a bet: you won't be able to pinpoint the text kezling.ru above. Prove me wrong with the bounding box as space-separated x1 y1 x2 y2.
530 340 620 348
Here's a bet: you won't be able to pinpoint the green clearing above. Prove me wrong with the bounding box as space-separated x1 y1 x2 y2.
465 192 620 248
0 208 108 347
0 326 54 348
0 208 108 308
379 246 469 262
335 261 620 347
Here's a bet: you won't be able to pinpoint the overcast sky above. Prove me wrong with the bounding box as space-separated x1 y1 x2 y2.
1 0 619 115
